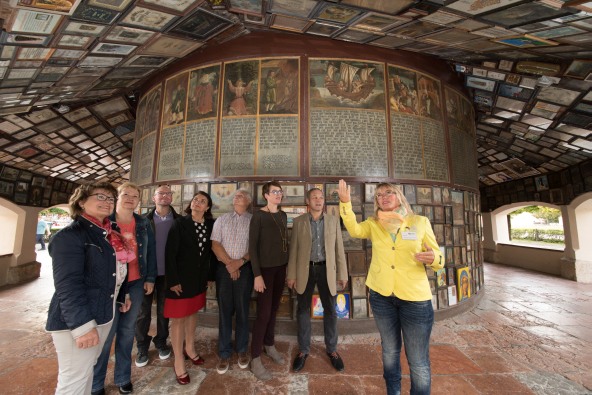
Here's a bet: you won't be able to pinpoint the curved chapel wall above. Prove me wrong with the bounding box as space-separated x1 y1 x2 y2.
130 31 482 320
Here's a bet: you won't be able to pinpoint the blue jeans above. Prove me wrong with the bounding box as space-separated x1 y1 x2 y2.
216 262 254 359
368 289 433 395
93 279 145 390
135 275 169 352
297 265 337 354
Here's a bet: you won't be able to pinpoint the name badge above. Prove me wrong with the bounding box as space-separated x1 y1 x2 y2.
401 231 417 240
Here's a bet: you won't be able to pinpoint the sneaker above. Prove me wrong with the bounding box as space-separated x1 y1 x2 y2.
157 345 171 360
237 352 250 369
216 358 230 374
135 351 148 367
264 344 285 365
250 357 271 381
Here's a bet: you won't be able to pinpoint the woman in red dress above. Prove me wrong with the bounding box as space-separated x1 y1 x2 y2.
164 191 216 385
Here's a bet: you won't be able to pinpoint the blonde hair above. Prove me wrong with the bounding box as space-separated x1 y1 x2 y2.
373 183 414 219
117 182 141 197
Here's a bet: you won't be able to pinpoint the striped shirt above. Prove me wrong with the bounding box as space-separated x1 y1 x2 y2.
210 211 252 259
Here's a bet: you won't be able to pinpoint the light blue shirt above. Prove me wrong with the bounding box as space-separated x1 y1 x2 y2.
36 220 48 235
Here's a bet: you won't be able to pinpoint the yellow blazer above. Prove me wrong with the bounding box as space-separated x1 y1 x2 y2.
339 201 443 301
287 213 348 296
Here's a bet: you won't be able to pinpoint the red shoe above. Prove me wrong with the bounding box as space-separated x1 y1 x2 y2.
183 350 205 365
174 368 190 385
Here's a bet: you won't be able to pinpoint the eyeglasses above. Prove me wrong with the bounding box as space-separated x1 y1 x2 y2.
192 197 209 204
155 192 173 197
269 190 283 196
376 190 396 199
89 193 115 203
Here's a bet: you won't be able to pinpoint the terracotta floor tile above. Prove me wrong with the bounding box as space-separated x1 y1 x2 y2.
2 256 591 394
464 374 536 394
431 375 480 395
428 345 483 375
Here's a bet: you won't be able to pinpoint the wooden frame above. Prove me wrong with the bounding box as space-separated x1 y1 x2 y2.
119 5 178 31
140 34 204 57
564 59 592 79
167 7 233 40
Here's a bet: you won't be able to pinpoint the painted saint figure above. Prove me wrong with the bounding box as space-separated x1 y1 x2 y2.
227 79 253 116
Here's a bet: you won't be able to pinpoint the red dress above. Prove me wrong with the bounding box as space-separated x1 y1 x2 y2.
164 292 205 318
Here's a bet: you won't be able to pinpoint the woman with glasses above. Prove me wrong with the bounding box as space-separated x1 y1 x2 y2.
248 181 289 380
164 192 216 385
46 182 130 394
337 180 443 395
92 182 157 395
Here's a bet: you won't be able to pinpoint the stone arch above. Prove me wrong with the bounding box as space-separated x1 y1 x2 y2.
561 192 592 282
489 201 561 245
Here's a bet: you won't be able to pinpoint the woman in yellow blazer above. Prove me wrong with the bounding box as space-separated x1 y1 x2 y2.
338 179 443 395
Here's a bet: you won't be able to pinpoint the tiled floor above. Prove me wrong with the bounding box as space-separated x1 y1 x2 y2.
1 251 591 394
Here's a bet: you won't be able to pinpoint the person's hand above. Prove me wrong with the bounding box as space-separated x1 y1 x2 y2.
254 276 266 293
226 259 242 281
414 242 435 266
75 328 99 349
286 279 296 290
144 282 154 295
119 297 132 313
170 284 182 296
337 280 348 290
338 179 351 203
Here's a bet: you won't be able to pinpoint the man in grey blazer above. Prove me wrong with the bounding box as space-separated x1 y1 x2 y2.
286 188 348 372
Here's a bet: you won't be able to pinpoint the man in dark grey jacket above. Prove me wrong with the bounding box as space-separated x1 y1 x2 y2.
135 184 180 367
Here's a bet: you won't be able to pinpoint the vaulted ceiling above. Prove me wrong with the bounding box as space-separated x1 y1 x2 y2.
0 0 591 186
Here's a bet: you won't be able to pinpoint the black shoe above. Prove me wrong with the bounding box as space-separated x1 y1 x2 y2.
91 390 105 395
327 351 344 372
119 382 133 394
292 352 308 372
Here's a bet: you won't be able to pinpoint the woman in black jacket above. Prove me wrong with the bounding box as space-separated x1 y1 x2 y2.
164 191 216 385
46 182 130 394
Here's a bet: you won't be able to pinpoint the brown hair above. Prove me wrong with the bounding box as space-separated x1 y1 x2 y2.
69 182 117 219
262 181 282 200
184 191 213 220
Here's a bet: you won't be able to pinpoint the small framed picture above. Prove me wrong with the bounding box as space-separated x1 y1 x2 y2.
169 8 232 40
120 5 178 31
534 175 549 191
91 42 137 56
282 184 306 205
325 183 340 204
347 251 366 276
88 0 134 12
465 76 496 92
140 33 204 57
210 182 237 217
351 275 367 298
15 0 81 14
365 183 377 203
564 59 592 79
311 292 351 319
10 9 62 34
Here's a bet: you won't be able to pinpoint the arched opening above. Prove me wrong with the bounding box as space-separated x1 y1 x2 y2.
507 206 564 250
0 199 20 256
484 201 566 276
562 192 592 282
